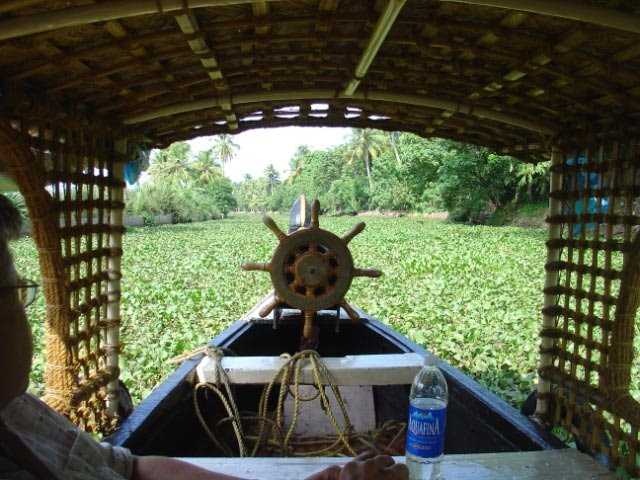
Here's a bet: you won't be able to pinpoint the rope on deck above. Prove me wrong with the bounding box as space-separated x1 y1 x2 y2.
193 348 406 457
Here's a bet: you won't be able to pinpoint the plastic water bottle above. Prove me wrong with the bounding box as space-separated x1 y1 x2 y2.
406 355 448 479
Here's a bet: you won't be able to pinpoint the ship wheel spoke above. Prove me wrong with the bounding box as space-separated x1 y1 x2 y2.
324 252 338 266
308 242 317 252
311 199 320 228
353 268 383 278
241 262 271 272
342 222 366 244
262 215 287 241
259 295 280 317
340 300 360 322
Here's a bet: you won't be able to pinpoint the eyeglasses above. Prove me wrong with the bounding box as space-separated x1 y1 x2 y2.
0 280 39 308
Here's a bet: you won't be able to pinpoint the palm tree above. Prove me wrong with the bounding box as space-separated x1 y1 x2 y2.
287 145 310 184
264 164 280 195
387 131 402 166
193 148 223 184
344 129 386 192
515 162 549 201
148 141 192 185
212 134 239 177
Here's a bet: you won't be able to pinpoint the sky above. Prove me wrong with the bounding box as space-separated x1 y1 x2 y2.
188 126 350 183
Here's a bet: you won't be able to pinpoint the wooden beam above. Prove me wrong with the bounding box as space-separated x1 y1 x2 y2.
441 0 640 34
342 0 406 96
196 353 425 385
0 0 637 43
158 121 513 152
0 0 47 14
181 450 616 480
536 147 563 418
174 9 238 129
124 97 221 124
0 0 281 41
151 111 515 147
123 88 557 135
252 1 269 35
105 139 126 417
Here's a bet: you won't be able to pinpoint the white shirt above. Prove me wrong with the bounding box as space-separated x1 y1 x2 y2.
0 394 134 479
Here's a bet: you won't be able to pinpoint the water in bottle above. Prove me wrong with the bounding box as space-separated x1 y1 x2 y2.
405 355 448 479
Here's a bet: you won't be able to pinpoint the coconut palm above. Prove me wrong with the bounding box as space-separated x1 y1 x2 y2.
344 129 386 192
287 145 310 184
212 134 239 177
148 142 192 185
515 162 549 201
387 131 402 166
264 164 280 195
193 148 223 185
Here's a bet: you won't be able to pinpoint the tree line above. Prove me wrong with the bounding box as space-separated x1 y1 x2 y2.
123 129 549 224
235 130 549 223
125 136 237 222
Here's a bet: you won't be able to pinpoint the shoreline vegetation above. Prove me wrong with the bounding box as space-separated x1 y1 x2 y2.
6 130 551 230
125 131 550 227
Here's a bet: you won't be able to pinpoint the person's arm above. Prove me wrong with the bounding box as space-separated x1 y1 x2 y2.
132 456 343 480
132 456 249 480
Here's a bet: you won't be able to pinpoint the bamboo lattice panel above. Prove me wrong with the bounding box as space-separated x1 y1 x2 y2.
1 119 124 434
540 140 640 476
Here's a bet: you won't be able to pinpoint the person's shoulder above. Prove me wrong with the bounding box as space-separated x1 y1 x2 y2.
1 393 74 432
3 393 48 416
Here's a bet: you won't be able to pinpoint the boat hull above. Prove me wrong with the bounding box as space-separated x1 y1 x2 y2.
107 308 562 456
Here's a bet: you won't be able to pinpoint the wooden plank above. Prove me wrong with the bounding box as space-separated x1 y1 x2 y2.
283 385 375 435
196 353 424 386
179 449 615 479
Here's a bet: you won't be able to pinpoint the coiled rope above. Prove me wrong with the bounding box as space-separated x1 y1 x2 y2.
193 348 404 457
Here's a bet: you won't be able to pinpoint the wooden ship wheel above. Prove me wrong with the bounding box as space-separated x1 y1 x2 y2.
242 199 381 349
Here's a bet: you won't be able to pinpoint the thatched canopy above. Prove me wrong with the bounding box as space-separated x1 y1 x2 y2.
0 0 639 154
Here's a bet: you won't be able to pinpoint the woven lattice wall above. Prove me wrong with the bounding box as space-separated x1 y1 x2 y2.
0 119 124 434
538 140 640 476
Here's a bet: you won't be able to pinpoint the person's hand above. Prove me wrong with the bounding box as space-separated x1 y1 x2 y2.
305 452 409 480
304 465 342 480
339 451 409 479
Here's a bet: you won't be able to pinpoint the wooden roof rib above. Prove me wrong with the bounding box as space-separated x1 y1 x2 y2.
0 1 639 154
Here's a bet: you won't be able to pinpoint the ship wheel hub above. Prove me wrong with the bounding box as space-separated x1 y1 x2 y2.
272 228 353 311
295 253 329 288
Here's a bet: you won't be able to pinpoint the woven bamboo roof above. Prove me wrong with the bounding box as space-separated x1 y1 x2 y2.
1 1 639 153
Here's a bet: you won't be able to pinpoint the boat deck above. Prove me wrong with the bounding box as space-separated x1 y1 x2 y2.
108 306 564 455
181 449 613 479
